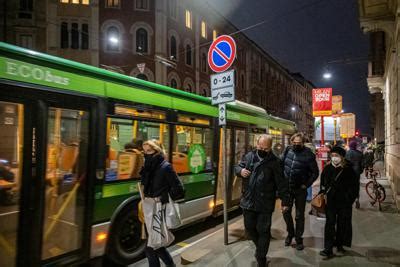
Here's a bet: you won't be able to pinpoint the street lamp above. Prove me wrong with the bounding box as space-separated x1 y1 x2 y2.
323 71 332 79
109 36 119 44
291 106 296 112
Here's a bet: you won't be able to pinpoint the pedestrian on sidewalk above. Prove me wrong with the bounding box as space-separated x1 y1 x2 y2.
345 140 363 209
140 140 184 267
235 134 290 267
319 146 358 258
282 133 319 250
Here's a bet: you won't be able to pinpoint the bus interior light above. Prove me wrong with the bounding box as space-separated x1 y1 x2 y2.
96 232 108 242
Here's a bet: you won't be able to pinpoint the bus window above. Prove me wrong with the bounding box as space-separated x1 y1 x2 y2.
42 107 89 260
172 126 212 174
0 101 23 267
106 118 169 181
215 128 231 206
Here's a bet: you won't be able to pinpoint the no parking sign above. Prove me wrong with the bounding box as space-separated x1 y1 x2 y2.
208 35 236 73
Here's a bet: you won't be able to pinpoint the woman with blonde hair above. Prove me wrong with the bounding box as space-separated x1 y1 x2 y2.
140 139 184 267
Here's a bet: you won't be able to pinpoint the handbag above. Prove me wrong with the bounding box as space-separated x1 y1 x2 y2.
165 195 181 229
310 169 343 214
138 182 175 249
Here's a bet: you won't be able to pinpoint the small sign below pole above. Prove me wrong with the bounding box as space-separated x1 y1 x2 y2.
218 103 226 126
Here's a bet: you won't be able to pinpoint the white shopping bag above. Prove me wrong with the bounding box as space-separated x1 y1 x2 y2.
142 197 175 249
166 195 181 229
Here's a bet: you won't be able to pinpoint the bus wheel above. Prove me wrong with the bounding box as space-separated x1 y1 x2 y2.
106 205 146 265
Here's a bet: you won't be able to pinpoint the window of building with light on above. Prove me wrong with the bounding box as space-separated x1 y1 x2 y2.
213 30 217 40
201 21 207 39
186 10 192 29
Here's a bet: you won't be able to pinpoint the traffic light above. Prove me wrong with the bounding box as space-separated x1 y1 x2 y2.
355 130 360 137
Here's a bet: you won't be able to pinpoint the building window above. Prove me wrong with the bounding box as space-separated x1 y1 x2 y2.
185 10 192 29
106 0 119 8
135 0 149 10
136 28 148 53
213 30 217 40
60 0 89 3
170 36 177 60
186 44 192 66
136 74 148 81
61 22 69 49
201 21 207 39
18 34 33 49
20 0 33 10
186 84 192 93
241 74 245 89
201 53 207 72
169 0 177 19
71 23 79 49
171 79 177 88
202 89 207 97
81 24 89 49
106 26 120 52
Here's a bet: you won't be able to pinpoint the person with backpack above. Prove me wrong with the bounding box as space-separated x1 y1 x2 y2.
235 134 289 267
319 146 358 258
282 133 319 250
140 140 184 267
345 141 363 208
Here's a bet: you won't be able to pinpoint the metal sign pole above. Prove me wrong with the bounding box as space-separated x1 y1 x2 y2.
222 125 228 245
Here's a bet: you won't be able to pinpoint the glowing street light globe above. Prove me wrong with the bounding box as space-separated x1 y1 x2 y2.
323 72 332 79
109 36 119 44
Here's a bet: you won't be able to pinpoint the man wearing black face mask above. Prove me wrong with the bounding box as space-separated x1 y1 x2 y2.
235 135 289 267
282 133 319 250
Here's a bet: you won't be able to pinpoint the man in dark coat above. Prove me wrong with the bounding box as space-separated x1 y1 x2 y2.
345 141 363 208
235 135 289 267
319 146 359 258
282 133 319 250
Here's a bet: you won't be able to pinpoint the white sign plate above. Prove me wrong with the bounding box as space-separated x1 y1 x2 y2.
211 70 235 105
218 103 226 126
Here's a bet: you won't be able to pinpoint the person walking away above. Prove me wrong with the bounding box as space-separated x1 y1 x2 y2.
319 146 359 258
235 134 289 267
363 144 374 171
282 133 319 250
345 141 363 209
140 140 184 267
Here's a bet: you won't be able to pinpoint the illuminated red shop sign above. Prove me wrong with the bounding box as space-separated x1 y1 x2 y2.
312 88 332 117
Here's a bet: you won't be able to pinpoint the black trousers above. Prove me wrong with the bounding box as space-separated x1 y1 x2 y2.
243 209 272 260
324 205 353 251
283 187 307 242
145 246 174 267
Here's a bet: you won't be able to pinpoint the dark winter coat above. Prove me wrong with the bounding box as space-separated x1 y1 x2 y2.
345 149 364 176
141 155 184 203
320 161 359 208
235 150 289 213
282 146 319 190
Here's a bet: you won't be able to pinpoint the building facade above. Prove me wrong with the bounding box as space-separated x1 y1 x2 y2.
358 0 400 208
0 0 99 65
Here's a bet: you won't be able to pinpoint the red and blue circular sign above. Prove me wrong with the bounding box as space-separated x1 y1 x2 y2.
208 35 236 73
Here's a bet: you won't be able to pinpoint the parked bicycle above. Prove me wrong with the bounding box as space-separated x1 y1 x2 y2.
364 166 386 211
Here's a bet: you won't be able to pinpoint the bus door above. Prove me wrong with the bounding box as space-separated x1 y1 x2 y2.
0 85 96 267
229 127 247 207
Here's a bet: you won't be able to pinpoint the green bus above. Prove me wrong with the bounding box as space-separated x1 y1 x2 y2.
0 42 296 266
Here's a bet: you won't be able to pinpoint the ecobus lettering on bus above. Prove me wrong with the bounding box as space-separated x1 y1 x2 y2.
6 61 70 86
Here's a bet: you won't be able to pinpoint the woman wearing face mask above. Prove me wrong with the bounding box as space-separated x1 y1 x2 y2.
319 146 359 258
140 139 184 267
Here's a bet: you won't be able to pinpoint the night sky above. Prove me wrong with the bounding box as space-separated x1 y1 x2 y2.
207 0 370 134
